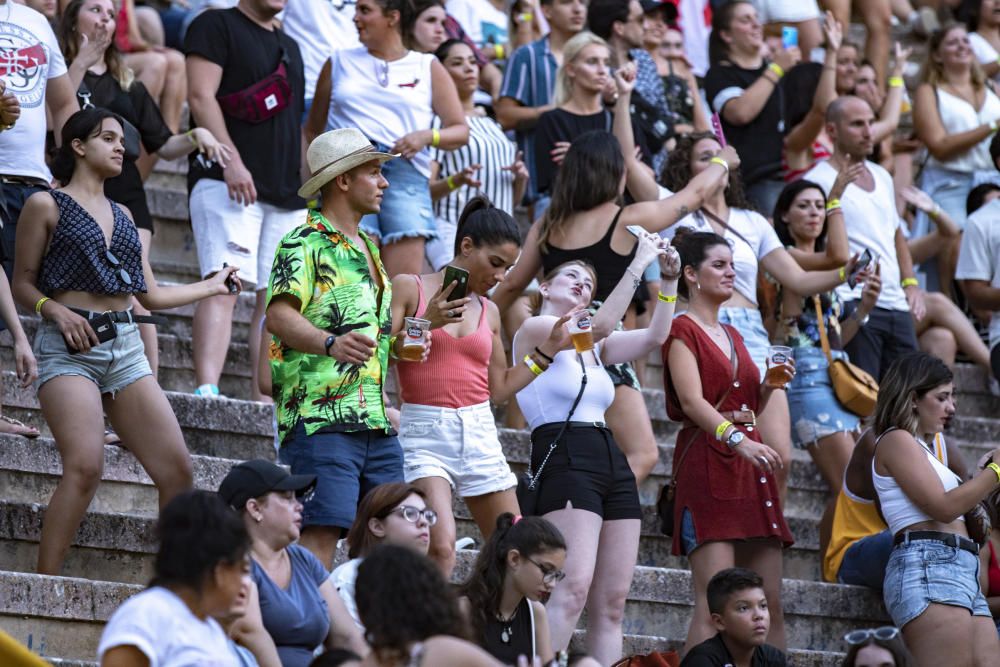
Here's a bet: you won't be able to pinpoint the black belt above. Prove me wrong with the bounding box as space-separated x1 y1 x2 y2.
68 307 169 326
893 530 979 555
0 175 49 187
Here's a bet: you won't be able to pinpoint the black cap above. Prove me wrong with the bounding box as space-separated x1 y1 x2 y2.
218 459 317 511
640 0 678 21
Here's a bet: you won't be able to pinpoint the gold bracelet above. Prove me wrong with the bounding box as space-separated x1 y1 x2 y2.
825 198 841 211
768 62 784 78
657 292 677 303
431 128 441 148
446 175 458 191
838 266 846 282
901 277 919 288
715 420 733 441
523 354 545 376
988 462 1000 484
888 76 904 88
709 156 729 172
34 296 50 315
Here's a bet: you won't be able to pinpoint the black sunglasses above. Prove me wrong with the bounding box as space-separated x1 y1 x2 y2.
105 249 132 286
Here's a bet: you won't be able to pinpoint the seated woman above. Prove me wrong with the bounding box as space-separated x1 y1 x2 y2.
219 459 368 665
13 108 240 575
356 545 505 666
459 513 567 664
873 352 1000 665
840 627 914 667
98 490 252 666
330 482 435 629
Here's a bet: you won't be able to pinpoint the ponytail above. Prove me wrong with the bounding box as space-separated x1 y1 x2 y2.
452 194 522 257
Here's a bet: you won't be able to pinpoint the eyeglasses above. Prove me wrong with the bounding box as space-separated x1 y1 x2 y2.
525 556 566 584
388 505 438 526
105 249 132 286
844 626 900 645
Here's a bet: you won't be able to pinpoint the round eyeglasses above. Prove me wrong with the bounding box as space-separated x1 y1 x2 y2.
844 626 900 645
526 556 566 584
388 505 438 526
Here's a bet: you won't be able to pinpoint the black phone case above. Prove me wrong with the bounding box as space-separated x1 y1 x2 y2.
67 313 116 354
443 267 469 300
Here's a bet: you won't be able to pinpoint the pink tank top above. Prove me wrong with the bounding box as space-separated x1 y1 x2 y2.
397 275 492 408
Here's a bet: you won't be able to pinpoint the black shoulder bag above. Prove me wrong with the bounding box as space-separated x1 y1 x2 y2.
517 354 588 516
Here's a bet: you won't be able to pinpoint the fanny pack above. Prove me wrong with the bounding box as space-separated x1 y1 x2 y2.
76 82 142 162
217 46 293 124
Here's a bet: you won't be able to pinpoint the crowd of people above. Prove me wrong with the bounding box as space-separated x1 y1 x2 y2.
8 0 1000 664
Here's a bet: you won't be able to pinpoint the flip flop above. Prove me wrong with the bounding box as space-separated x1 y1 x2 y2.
104 428 123 446
0 415 40 439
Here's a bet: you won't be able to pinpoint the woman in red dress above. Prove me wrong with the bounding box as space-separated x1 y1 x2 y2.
663 229 794 652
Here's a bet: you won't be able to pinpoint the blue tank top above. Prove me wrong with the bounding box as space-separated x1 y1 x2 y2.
38 190 146 296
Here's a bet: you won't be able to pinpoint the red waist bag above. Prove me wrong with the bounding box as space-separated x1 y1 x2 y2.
217 48 292 124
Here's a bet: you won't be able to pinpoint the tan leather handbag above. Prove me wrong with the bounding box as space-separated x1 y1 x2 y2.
813 296 879 417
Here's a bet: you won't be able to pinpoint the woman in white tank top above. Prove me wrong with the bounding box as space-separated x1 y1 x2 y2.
872 351 1000 666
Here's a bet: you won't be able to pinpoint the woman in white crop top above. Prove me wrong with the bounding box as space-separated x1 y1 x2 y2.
511 230 680 665
306 0 469 278
872 351 1000 666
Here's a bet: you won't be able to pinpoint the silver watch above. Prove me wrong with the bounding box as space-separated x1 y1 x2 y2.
851 309 870 326
726 430 745 448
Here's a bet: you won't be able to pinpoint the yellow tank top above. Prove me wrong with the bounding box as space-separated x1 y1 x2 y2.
823 433 947 583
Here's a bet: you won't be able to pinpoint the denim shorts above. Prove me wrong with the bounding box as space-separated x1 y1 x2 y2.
838 529 893 590
680 507 699 555
718 307 770 379
786 347 860 449
34 319 151 396
399 401 517 497
883 536 991 628
279 421 404 529
359 142 436 245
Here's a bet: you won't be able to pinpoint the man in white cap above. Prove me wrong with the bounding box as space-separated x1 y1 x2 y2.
265 128 428 569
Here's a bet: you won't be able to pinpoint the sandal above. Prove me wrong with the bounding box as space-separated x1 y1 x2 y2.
104 428 123 446
0 415 40 439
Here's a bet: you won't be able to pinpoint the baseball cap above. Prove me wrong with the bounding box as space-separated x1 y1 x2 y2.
218 459 317 511
640 0 678 21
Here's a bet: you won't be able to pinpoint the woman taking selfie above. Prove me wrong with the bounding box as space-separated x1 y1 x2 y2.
13 108 241 575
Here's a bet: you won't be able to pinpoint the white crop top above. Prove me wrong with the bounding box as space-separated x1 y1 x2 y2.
927 87 1000 173
515 347 615 430
872 429 963 535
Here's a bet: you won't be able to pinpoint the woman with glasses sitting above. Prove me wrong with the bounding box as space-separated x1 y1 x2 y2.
219 459 368 665
330 482 438 631
459 513 567 665
841 627 913 667
12 108 241 576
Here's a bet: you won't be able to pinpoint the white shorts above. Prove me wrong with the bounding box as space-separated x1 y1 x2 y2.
399 401 517 498
189 178 306 289
754 0 820 23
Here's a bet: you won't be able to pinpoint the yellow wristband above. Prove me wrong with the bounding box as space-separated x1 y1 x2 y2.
888 76 904 89
709 156 729 172
388 334 400 360
446 175 458 191
825 198 841 211
657 292 677 303
431 128 441 148
518 12 533 22
988 462 1000 483
990 120 999 134
494 44 505 59
901 277 919 288
715 420 733 441
838 266 846 282
523 354 544 376
186 129 199 149
768 62 784 78
34 296 50 315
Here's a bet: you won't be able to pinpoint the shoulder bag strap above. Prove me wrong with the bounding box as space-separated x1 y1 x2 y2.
525 353 589 489
699 208 755 251
670 324 740 487
812 295 836 365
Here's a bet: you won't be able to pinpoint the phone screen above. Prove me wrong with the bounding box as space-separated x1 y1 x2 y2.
781 26 798 49
443 266 470 300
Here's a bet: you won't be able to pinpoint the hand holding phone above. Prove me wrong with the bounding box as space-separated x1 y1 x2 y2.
222 262 239 295
847 249 873 289
781 26 798 49
442 265 470 301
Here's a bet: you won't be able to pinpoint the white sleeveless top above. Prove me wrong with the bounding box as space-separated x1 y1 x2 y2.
928 86 1000 173
872 429 963 536
514 346 615 430
325 47 435 176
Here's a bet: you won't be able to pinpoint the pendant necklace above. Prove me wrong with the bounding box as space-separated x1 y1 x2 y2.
375 58 389 87
497 606 518 644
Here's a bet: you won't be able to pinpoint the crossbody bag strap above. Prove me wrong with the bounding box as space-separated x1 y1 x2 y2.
670 323 740 487
699 208 755 252
526 353 589 489
812 295 836 364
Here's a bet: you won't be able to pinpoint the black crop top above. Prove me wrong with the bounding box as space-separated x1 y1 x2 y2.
541 207 636 302
38 191 147 296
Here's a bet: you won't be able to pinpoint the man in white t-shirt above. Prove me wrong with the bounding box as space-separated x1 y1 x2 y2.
0 0 79 276
956 173 1000 384
804 96 924 381
281 0 360 112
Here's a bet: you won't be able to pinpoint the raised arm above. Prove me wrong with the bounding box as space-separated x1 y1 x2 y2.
761 246 847 297
487 307 569 405
871 43 910 143
491 221 542 316
784 161 860 270
612 64 663 203
903 185 960 265
785 14 841 154
914 81 999 162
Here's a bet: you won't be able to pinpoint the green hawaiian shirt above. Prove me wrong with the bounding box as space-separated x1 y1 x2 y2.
267 210 393 443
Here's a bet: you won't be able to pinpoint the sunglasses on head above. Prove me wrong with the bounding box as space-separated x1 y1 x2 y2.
844 626 900 645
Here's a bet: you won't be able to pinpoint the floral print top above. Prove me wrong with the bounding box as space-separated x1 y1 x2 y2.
780 291 845 351
267 210 393 443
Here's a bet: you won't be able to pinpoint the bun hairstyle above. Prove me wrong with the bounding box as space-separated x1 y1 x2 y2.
452 194 522 256
459 513 567 644
51 108 126 185
670 227 730 299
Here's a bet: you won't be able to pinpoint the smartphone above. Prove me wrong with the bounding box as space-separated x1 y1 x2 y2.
847 248 873 289
710 112 727 148
626 224 646 238
781 25 798 49
443 265 470 301
68 312 116 354
222 262 239 295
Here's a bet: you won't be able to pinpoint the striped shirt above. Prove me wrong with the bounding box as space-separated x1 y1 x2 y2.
499 35 558 203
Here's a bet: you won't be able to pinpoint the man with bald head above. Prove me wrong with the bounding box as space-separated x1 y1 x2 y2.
803 95 923 381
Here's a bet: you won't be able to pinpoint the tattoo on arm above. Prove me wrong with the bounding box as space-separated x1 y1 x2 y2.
677 205 690 218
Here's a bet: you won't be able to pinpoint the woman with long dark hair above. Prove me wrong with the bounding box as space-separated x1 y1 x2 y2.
13 108 240 575
459 513 567 664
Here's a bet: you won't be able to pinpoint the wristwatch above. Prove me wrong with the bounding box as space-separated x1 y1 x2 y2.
851 309 870 326
726 430 745 449
324 334 337 356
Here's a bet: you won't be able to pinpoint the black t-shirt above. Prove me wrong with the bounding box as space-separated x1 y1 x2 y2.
80 71 172 232
703 61 785 187
183 8 305 209
680 634 788 667
533 107 612 196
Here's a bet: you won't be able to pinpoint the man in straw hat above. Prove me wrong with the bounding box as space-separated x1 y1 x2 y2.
265 128 430 568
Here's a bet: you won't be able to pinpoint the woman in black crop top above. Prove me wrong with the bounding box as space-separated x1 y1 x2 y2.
493 123 737 486
12 108 242 576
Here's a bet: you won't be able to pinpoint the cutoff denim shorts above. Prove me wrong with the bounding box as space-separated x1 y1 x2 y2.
359 142 436 245
786 346 860 449
883 536 991 628
399 401 517 497
34 319 151 396
718 307 770 379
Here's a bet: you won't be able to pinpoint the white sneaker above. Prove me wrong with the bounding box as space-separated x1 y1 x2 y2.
455 537 476 550
194 383 221 398
989 378 1000 397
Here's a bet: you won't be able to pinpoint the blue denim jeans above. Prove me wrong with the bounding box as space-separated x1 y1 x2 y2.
837 529 893 590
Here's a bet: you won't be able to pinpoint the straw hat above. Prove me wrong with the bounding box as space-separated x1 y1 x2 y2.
298 128 396 199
